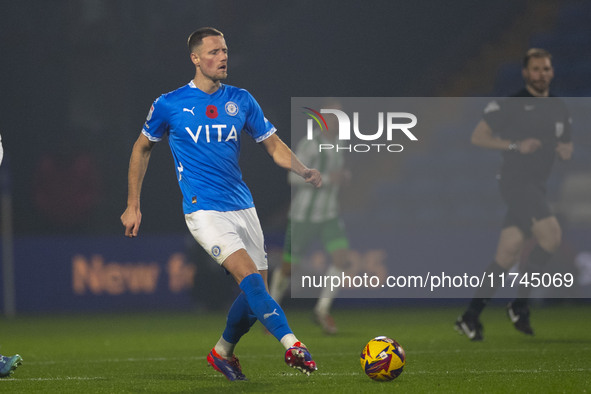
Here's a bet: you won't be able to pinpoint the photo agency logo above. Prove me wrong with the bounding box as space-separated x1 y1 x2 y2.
302 107 418 152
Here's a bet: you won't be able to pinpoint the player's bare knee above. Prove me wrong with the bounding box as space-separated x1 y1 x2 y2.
538 236 561 254
496 242 522 268
496 227 524 266
539 227 561 252
495 253 518 269
500 239 522 255
533 217 562 253
223 250 259 284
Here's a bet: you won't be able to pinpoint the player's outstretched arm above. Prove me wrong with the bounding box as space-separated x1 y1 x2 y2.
121 134 155 237
261 133 322 188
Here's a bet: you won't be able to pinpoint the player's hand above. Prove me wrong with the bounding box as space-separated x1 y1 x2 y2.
555 141 573 161
519 138 542 154
121 206 142 237
304 168 322 188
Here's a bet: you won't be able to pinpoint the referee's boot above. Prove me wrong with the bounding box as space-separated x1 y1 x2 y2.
507 301 534 336
455 312 483 341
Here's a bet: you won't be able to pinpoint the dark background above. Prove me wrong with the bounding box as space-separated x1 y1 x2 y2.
1 0 590 249
0 0 536 235
1 0 591 312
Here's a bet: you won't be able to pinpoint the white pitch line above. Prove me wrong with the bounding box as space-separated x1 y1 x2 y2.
0 376 106 382
281 368 591 377
23 346 591 366
408 347 591 355
403 368 591 375
26 356 207 365
252 368 591 378
2 368 589 382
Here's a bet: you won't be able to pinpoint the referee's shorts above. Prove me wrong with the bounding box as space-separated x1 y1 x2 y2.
500 181 553 236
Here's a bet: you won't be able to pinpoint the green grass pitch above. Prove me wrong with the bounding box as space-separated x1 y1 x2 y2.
1 303 590 393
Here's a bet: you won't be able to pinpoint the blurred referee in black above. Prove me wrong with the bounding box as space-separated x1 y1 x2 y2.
456 48 574 341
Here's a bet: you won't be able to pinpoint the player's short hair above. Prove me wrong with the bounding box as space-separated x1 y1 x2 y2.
187 27 224 53
522 48 552 68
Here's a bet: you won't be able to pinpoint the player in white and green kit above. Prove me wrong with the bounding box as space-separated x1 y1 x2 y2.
270 119 350 335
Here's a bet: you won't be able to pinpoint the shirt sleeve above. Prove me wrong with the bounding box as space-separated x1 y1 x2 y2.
242 92 277 143
481 99 509 137
141 96 169 142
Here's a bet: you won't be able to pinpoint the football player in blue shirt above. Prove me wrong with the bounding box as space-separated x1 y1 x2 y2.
121 27 320 380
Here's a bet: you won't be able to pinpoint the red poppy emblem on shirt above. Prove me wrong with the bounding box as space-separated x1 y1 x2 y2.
206 105 218 119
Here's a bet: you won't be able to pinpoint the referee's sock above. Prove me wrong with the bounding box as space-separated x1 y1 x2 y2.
240 273 298 348
514 244 554 307
466 260 508 317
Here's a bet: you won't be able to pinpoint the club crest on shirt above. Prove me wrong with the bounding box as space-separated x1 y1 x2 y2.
225 101 239 116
